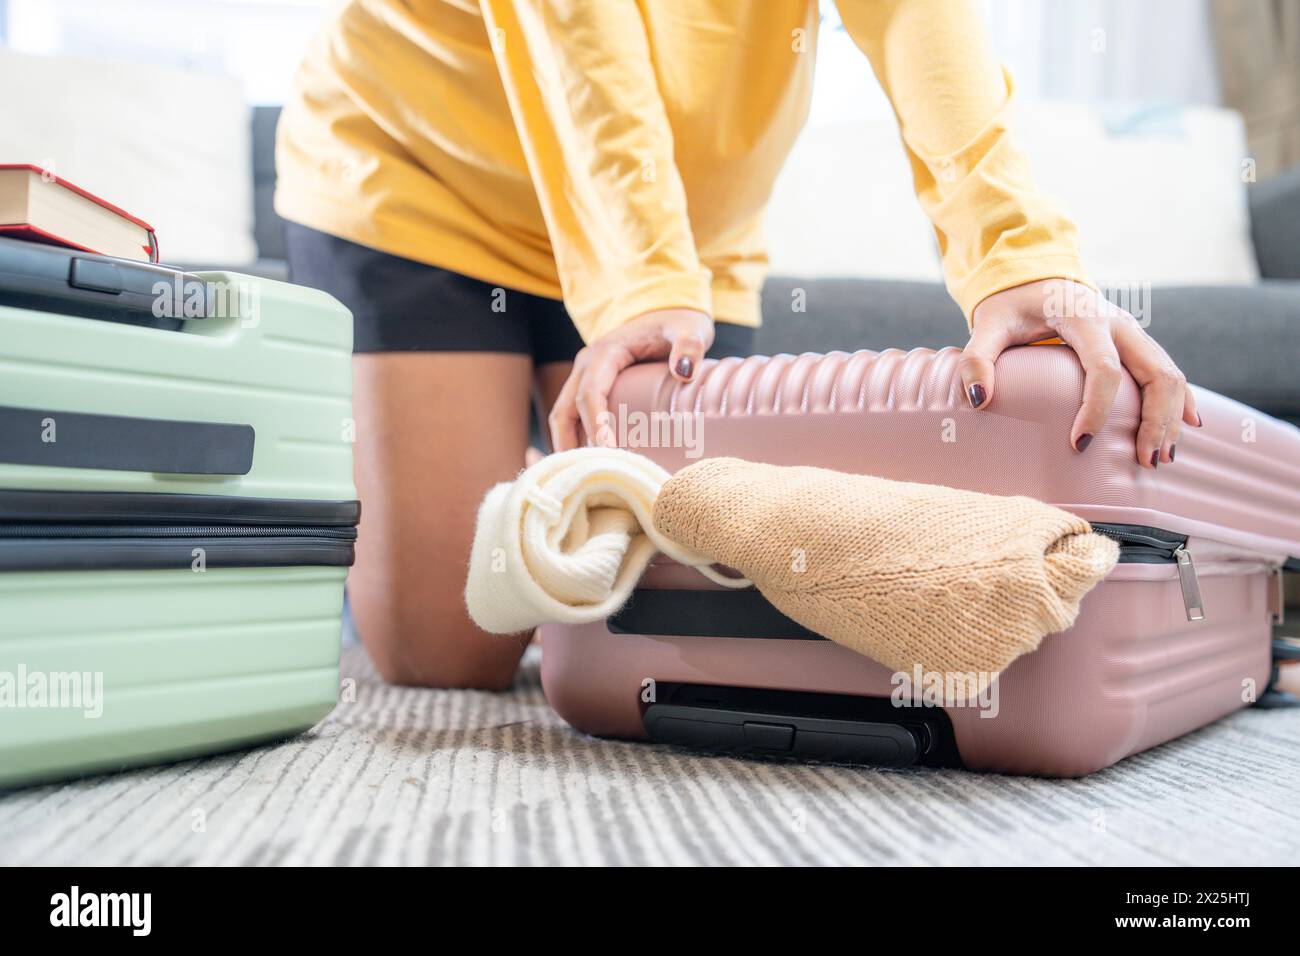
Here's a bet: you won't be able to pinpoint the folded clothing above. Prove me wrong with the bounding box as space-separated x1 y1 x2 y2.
652 457 1119 680
465 448 748 634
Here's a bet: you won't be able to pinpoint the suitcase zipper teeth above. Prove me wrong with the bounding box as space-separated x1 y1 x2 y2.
1092 522 1204 622
1091 522 1186 553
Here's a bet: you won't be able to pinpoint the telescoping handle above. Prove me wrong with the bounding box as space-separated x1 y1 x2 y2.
0 235 212 324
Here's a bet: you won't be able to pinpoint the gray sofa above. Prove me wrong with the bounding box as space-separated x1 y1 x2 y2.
246 107 1300 422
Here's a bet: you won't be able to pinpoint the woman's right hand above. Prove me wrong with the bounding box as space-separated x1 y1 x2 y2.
548 308 714 452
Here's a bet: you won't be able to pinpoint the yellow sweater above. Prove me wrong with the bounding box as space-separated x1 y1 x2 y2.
275 0 1091 342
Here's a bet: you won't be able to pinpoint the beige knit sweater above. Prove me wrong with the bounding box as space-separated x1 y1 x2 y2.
652 458 1119 680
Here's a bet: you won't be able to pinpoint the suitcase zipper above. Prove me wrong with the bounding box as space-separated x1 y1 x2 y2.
0 521 356 572
0 523 355 540
1092 522 1204 621
0 490 361 572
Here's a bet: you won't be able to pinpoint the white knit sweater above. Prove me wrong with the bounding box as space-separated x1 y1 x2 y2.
465 448 748 634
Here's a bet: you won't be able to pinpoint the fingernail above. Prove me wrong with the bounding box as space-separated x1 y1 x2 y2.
1169 444 1176 462
1196 413 1204 428
968 383 986 409
675 357 693 380
1150 450 1159 469
1075 433 1093 452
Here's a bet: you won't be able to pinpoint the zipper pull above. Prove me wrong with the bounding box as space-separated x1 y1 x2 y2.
1174 546 1205 621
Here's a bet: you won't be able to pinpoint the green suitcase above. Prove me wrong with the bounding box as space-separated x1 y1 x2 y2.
0 237 357 788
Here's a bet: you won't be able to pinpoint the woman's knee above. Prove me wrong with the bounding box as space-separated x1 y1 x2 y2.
356 608 528 690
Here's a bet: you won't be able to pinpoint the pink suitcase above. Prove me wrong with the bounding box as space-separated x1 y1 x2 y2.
538 346 1300 777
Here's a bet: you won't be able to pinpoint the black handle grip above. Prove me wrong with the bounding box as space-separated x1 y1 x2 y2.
610 587 826 640
0 405 254 475
0 235 211 325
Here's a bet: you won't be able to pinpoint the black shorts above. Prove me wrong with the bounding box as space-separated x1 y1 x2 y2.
285 223 755 363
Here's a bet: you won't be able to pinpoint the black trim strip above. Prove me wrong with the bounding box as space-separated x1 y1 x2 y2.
609 589 825 641
0 406 254 475
0 536 354 572
0 489 359 526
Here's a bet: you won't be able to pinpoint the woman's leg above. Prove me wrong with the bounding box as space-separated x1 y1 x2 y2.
286 224 556 689
349 351 535 689
534 361 574 442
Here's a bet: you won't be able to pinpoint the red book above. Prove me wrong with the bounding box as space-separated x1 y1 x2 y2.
0 163 158 263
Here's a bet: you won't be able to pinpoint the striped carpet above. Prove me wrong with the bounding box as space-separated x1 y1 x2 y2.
2 643 1298 866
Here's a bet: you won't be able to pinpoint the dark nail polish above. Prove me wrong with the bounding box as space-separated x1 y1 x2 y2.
1169 444 1176 462
968 383 986 409
675 357 693 380
1150 449 1160 469
1075 433 1093 452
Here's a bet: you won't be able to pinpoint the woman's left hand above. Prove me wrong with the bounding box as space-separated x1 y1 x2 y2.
959 278 1200 467
548 308 713 452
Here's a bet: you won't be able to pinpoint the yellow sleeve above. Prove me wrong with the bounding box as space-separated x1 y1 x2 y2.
837 0 1094 324
479 0 711 342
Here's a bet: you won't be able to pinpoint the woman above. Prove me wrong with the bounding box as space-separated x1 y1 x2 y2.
276 0 1198 689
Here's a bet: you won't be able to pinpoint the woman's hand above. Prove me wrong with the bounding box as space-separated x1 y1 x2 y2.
549 308 714 452
960 279 1200 467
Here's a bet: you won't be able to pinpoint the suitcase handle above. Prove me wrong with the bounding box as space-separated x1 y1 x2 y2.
0 235 213 327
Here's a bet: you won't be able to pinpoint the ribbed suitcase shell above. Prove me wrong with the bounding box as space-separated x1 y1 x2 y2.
0 271 354 787
540 346 1300 776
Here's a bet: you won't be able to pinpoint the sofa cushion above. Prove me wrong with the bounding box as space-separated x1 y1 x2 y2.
1016 102 1259 287
1249 164 1300 280
252 106 289 262
0 50 256 266
763 97 1261 290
